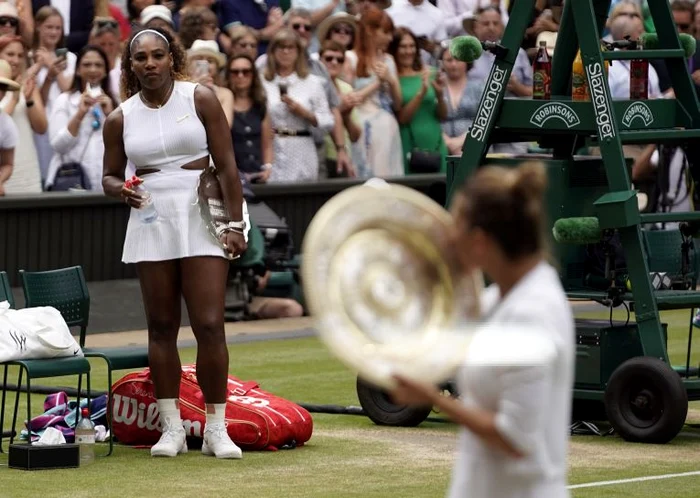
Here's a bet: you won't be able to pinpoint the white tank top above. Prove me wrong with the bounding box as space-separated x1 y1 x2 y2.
120 81 209 169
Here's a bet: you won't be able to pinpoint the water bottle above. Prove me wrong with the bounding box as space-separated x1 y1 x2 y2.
125 176 158 224
75 407 95 466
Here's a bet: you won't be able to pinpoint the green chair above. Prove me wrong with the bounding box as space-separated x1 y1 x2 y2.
0 271 91 452
19 266 149 456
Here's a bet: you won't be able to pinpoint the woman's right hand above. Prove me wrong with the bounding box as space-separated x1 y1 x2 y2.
47 55 67 79
420 67 431 92
120 183 144 208
78 92 97 116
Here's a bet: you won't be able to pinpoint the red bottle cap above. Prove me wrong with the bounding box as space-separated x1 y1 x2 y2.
82 407 89 417
124 175 143 189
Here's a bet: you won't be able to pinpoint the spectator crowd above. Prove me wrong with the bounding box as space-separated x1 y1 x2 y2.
0 0 699 203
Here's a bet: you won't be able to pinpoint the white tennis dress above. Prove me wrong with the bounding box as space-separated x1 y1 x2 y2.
120 80 248 263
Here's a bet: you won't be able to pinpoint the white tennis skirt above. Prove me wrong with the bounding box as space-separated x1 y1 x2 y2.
121 168 250 264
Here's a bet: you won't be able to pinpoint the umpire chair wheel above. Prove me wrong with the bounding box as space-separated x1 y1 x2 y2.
356 377 433 427
604 356 688 444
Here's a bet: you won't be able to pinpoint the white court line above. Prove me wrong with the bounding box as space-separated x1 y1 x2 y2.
568 470 700 489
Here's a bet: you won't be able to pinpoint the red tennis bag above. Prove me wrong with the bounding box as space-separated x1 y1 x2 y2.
111 365 313 450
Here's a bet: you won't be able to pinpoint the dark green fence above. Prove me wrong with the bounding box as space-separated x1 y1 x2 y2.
0 175 446 286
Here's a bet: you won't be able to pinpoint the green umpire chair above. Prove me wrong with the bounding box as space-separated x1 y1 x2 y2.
18 266 149 456
0 270 92 452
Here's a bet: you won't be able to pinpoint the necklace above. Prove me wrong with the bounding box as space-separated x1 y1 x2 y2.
140 80 174 109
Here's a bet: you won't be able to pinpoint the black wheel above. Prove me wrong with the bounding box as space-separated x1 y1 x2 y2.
604 356 688 444
356 377 433 427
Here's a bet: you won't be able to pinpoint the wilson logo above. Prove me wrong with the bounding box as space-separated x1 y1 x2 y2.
112 394 203 437
622 102 654 128
530 103 581 128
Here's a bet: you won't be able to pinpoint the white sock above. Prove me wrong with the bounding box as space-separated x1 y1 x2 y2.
157 398 182 429
206 403 226 426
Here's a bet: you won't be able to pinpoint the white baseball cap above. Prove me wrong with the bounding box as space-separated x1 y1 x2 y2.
140 5 173 27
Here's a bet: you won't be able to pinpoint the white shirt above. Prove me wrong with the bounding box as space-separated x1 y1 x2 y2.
608 59 661 100
0 110 18 150
51 0 71 34
448 262 574 498
46 91 107 191
437 0 510 37
387 0 448 42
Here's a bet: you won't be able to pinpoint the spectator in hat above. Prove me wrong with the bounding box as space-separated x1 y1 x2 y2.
291 0 346 53
315 11 356 52
139 4 175 35
0 58 20 196
187 39 234 125
0 1 33 47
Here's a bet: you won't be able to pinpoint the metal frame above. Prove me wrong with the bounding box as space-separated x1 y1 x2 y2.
448 0 700 403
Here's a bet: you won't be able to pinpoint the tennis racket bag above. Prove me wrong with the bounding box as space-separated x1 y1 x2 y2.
111 364 313 450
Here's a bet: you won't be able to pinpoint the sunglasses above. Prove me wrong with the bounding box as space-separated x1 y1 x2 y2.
230 68 252 76
94 19 119 29
292 23 312 32
237 42 257 49
677 23 691 31
276 43 297 51
332 26 353 35
323 55 345 64
0 17 19 28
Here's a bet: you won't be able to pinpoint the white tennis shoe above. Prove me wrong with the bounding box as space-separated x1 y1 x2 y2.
202 423 243 459
151 417 188 457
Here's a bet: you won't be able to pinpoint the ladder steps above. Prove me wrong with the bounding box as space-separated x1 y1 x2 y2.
602 49 686 60
619 129 700 144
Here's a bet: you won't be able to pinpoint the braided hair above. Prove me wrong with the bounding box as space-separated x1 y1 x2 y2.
119 27 189 102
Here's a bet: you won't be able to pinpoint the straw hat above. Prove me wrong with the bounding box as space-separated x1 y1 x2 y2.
317 12 358 43
0 60 20 91
187 39 226 68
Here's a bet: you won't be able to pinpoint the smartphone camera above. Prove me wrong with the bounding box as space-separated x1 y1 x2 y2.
55 47 68 59
278 82 288 97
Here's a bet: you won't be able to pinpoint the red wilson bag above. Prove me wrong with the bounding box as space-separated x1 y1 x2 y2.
111 365 313 451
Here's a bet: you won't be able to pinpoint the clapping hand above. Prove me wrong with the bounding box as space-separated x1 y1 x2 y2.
22 74 36 101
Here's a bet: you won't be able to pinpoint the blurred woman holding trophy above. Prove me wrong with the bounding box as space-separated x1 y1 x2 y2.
391 162 575 498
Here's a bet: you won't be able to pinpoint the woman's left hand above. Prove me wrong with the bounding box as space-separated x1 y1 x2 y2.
97 94 114 115
22 75 35 101
220 230 247 258
431 72 445 95
390 375 438 406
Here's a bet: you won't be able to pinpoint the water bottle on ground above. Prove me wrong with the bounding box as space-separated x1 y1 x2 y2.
75 407 95 466
125 176 158 224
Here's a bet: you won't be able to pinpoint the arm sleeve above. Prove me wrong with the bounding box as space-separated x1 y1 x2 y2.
0 115 18 149
49 94 79 155
311 79 335 132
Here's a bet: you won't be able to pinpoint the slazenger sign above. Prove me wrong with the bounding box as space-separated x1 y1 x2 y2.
530 103 581 128
622 102 654 128
470 66 508 142
586 62 615 139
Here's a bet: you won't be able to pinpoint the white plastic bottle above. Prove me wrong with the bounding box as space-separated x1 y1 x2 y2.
75 407 96 466
126 176 158 224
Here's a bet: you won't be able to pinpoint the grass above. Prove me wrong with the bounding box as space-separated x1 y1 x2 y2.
0 310 699 497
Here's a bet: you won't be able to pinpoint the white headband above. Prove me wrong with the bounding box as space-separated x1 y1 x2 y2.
130 29 170 53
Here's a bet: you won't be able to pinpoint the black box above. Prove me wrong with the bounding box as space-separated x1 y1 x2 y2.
8 443 80 471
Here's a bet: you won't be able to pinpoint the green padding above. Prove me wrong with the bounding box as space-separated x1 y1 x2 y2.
267 271 295 288
553 217 602 245
231 219 265 268
8 357 91 379
82 346 149 371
